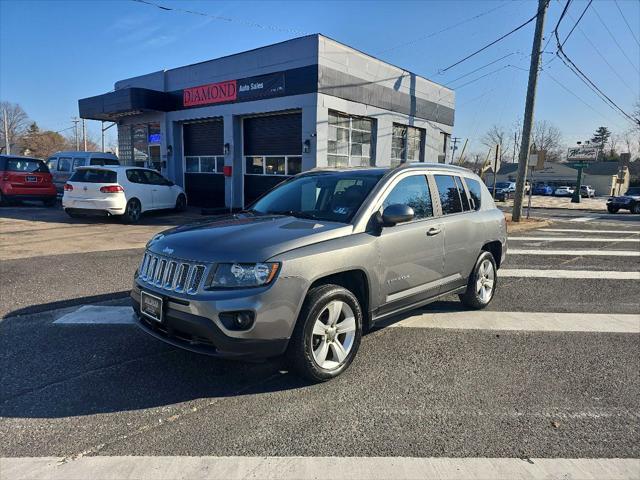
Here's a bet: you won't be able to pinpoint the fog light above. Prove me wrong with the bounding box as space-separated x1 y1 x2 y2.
219 311 255 331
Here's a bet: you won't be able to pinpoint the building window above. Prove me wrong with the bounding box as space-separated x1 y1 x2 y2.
391 124 424 166
244 155 302 175
328 111 374 167
185 156 225 173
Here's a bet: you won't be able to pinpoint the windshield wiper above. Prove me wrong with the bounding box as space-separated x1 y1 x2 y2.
270 210 319 220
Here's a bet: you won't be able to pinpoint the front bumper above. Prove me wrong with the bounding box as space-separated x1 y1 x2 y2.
131 275 304 358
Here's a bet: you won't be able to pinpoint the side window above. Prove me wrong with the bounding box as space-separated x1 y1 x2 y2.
46 157 57 171
142 170 169 185
434 174 463 215
382 175 433 220
72 158 85 170
126 169 146 184
454 176 471 211
57 157 72 172
465 178 482 211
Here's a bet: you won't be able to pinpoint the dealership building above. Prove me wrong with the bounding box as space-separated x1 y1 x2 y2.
79 34 455 208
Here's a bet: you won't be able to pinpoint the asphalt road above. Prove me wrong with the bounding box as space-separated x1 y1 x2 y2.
1 209 639 465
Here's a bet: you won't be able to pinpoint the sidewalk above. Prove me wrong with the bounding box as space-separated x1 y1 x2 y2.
501 196 607 211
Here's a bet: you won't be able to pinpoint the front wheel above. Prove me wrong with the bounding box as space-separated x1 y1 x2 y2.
175 194 187 212
286 284 363 382
607 206 619 214
459 251 497 310
122 198 142 223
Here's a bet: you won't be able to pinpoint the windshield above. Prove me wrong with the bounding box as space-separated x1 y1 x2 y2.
5 158 48 173
249 171 385 223
625 187 640 196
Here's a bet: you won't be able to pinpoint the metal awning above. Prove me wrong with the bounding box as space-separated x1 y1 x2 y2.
78 88 178 121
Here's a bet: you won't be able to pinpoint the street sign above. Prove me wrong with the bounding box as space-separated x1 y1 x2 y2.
528 150 546 170
567 145 598 161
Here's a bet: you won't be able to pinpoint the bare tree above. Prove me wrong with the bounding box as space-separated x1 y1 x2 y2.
0 101 30 154
532 120 563 162
481 125 510 163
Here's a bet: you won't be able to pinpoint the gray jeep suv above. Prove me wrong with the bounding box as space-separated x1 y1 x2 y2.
131 164 507 381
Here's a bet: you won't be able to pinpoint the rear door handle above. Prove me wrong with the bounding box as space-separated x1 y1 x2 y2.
426 227 441 236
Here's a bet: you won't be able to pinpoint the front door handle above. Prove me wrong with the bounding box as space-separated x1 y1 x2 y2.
426 227 441 236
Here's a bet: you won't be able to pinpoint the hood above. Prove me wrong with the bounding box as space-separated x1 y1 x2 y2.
147 214 353 263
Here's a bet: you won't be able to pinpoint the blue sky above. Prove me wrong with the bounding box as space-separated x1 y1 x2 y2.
1 0 638 154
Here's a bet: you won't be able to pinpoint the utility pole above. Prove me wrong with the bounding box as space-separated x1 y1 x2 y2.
450 136 461 163
3 108 9 154
492 144 500 199
82 119 87 151
512 0 549 222
72 118 80 151
512 131 518 163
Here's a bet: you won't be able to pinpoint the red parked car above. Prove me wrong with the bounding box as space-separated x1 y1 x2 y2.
0 155 57 206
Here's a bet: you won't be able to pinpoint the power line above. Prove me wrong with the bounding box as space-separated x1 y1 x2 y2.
378 2 513 55
559 0 591 48
130 0 308 35
591 4 640 74
444 52 518 86
438 1 548 74
553 2 639 125
613 0 640 47
452 64 528 90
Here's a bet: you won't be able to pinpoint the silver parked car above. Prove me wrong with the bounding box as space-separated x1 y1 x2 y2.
131 164 507 381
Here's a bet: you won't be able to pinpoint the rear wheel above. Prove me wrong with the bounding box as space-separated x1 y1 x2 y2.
43 198 56 207
287 284 362 382
607 206 619 214
632 203 640 214
175 194 187 212
122 198 142 223
459 251 497 310
0 191 5 206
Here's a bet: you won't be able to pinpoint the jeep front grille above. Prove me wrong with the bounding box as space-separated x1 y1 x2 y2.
138 251 209 295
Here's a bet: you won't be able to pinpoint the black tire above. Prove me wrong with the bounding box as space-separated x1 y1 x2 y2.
175 194 187 212
286 284 363 382
0 191 5 206
459 251 498 310
43 198 57 207
607 206 619 214
122 198 142 223
632 203 640 214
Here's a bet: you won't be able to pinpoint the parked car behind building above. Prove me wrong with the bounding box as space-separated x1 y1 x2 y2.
580 185 595 198
46 151 119 195
132 163 507 381
533 184 554 196
0 155 57 206
554 186 574 197
62 166 186 222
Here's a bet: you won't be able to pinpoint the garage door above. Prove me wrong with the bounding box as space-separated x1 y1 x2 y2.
243 113 302 206
183 120 225 208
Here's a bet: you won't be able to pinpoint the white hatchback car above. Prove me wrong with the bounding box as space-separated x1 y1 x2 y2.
62 166 187 223
554 186 574 197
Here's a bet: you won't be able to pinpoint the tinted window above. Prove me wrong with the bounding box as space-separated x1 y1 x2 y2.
126 169 147 184
382 175 433 220
434 174 463 215
6 158 48 173
73 158 86 169
142 170 169 185
90 158 119 166
465 178 482 211
69 169 117 183
625 187 640 196
57 157 72 172
46 157 57 170
454 176 471 211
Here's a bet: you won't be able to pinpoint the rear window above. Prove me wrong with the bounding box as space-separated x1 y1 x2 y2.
465 178 482 211
69 169 117 183
5 158 49 173
90 158 119 166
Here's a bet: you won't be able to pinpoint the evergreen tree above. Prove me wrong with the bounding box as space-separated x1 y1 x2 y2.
591 126 611 160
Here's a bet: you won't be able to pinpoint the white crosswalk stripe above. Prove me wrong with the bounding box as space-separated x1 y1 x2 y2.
540 228 640 235
569 216 595 222
4 456 639 480
508 249 640 256
510 236 640 242
499 269 640 280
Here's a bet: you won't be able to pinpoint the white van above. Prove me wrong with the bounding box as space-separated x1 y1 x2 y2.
46 151 119 195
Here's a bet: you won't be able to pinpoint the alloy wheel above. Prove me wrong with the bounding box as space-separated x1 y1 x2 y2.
476 259 495 303
128 201 141 221
310 300 356 370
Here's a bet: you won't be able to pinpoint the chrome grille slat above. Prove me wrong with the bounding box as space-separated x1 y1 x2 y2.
138 251 208 295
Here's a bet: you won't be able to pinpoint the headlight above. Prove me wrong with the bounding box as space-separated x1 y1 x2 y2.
205 262 280 289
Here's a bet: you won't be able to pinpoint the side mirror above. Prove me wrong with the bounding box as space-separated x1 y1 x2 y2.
381 204 414 226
